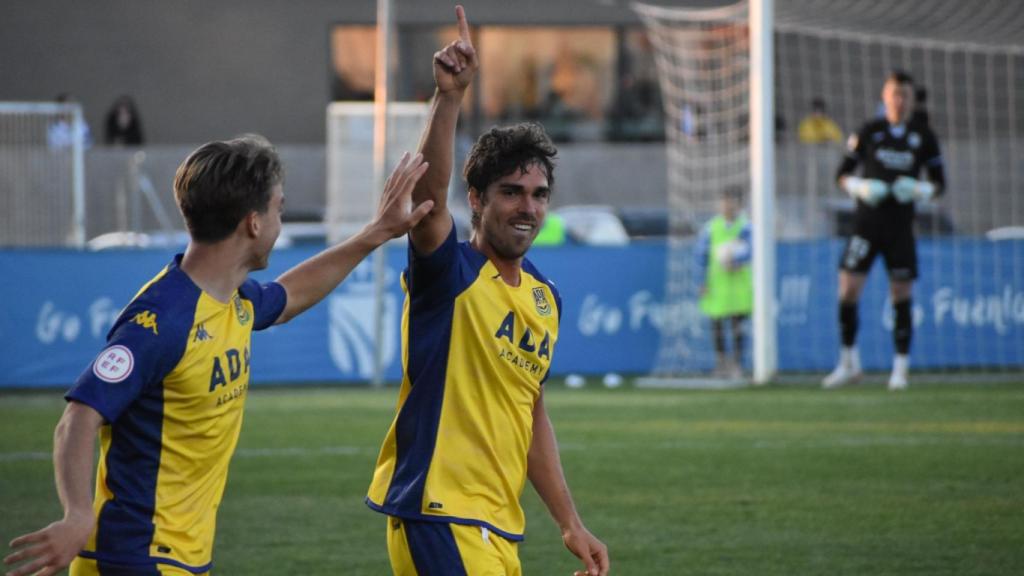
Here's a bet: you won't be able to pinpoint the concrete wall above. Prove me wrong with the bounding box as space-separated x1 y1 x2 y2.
2 0 713 144
79 135 1023 240
81 141 668 238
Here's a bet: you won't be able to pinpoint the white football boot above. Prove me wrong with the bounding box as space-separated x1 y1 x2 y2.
888 354 909 391
823 347 863 389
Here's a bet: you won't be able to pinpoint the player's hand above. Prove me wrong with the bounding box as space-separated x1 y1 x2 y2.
433 5 478 94
369 152 433 241
563 525 610 576
892 176 935 203
843 176 888 207
4 513 94 576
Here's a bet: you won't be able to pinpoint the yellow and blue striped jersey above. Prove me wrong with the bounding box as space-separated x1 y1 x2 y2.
65 254 285 574
367 225 562 541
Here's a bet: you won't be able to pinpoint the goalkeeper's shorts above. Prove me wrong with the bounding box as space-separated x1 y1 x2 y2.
839 224 918 281
386 516 521 576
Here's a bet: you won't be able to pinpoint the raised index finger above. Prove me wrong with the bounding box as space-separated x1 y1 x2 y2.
455 5 471 44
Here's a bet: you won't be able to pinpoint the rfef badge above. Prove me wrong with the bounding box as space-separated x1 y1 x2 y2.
532 287 551 317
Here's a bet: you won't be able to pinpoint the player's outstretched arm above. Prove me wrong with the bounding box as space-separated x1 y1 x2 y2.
4 402 102 576
528 392 610 576
274 152 432 324
409 4 479 256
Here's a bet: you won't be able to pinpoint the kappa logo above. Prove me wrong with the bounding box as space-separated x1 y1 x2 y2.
908 132 921 149
533 287 552 317
132 311 159 335
193 323 214 342
232 295 251 326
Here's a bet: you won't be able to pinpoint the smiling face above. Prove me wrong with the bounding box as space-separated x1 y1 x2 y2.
469 163 551 263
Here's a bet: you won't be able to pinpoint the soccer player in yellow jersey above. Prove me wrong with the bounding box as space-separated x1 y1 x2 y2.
366 7 609 576
4 136 433 576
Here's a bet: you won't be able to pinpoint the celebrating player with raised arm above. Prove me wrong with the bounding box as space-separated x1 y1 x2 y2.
4 136 432 576
365 6 609 576
824 71 946 390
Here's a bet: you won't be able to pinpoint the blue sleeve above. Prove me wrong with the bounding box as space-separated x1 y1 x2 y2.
407 219 461 306
539 281 563 386
239 279 287 331
65 302 187 423
733 222 753 265
551 282 563 325
694 224 712 285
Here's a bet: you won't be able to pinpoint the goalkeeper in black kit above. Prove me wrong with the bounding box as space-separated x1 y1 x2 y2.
823 70 946 391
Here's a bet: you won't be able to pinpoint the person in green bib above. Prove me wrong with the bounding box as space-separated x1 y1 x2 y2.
533 211 567 246
695 186 752 379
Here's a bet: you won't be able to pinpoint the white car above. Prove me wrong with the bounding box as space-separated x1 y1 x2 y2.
554 205 631 246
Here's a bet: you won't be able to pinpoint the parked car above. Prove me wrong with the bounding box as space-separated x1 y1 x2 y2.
87 223 333 251
554 205 631 246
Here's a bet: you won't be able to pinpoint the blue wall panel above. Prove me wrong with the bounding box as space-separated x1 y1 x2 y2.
2 239 1021 387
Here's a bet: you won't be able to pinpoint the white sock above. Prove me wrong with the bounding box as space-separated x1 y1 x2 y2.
840 346 860 371
892 354 909 375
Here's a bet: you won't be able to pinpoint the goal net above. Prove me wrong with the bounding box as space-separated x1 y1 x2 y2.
326 102 430 243
0 102 86 247
635 0 1024 381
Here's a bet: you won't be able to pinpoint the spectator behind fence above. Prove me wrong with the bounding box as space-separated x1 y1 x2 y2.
47 93 93 150
104 95 145 146
798 97 842 144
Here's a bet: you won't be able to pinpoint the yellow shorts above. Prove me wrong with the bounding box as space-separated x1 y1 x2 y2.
70 556 209 576
386 517 522 576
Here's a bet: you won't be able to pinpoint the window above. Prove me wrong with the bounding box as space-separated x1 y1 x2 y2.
330 24 664 143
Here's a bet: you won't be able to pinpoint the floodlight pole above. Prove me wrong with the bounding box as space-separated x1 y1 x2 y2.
371 0 393 387
750 0 777 384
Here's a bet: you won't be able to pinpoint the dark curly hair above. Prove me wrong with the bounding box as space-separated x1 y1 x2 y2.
886 69 914 87
463 122 557 200
174 134 283 243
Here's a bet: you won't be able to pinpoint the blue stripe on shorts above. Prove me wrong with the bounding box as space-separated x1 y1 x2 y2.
404 520 469 576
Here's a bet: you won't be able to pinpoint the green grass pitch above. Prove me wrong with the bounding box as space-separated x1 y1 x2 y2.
2 381 1023 574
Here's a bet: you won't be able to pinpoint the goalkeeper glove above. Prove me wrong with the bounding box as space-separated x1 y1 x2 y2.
892 176 936 203
843 177 888 206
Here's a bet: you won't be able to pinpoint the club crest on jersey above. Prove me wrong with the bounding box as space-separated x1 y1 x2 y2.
132 311 158 335
533 287 552 317
232 294 251 326
908 132 921 149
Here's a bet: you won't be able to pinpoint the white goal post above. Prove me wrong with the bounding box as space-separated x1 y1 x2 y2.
0 102 87 247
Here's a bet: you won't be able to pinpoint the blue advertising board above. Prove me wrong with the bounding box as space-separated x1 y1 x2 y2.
1 238 1021 387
